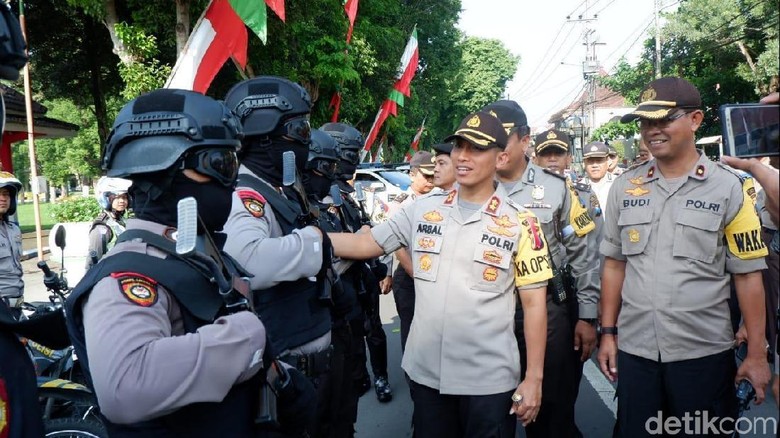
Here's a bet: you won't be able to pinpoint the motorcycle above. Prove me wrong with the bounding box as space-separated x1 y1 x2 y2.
21 225 107 437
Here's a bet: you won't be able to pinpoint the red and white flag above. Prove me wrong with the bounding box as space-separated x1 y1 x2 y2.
410 117 426 151
364 26 419 152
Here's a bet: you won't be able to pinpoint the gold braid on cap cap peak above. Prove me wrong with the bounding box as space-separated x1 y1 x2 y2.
457 128 496 146
537 139 569 150
633 108 675 119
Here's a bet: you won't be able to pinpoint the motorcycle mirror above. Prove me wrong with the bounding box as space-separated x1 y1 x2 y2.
54 224 66 250
176 197 198 256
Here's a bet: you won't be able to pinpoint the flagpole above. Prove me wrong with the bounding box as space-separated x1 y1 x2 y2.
18 0 43 260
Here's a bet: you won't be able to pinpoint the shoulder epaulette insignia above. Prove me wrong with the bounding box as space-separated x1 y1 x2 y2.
542 168 566 181
111 272 158 307
394 193 409 203
574 181 591 192
238 189 266 218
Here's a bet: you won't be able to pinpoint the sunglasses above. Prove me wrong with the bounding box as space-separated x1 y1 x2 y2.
637 111 692 129
339 149 360 165
309 159 339 179
279 116 312 144
182 148 239 187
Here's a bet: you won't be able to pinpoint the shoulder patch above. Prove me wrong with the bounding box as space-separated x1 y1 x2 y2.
238 189 266 218
542 168 566 180
110 272 158 307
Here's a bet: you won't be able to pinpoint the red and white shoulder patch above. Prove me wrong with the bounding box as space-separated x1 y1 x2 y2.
238 189 266 218
110 272 158 307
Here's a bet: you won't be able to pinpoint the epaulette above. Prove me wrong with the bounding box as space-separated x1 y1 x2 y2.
716 162 750 183
393 193 410 203
542 168 566 181
573 181 591 192
505 197 524 212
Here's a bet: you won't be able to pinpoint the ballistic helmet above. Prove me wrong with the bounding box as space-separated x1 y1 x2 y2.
320 122 364 151
95 176 132 210
102 89 243 179
307 130 341 180
0 171 22 216
223 76 312 140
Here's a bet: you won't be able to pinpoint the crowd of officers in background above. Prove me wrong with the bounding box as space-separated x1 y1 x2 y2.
2 70 778 438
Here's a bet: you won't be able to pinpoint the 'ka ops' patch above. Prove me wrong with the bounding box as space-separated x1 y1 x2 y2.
238 189 266 218
111 272 158 307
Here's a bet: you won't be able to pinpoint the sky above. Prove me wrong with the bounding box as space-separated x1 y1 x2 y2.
457 0 678 129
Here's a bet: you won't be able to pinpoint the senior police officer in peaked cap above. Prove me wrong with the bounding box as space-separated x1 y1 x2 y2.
328 111 552 436
64 88 282 436
598 77 771 437
483 99 600 438
222 76 336 434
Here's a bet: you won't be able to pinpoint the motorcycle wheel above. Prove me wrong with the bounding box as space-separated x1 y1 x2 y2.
44 417 107 438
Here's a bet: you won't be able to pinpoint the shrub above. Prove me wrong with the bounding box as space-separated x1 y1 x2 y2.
49 196 102 222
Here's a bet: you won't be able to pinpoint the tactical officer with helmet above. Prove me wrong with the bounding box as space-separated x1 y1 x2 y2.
321 122 393 403
222 77 335 429
0 172 24 311
65 88 311 437
86 176 132 267
484 100 600 438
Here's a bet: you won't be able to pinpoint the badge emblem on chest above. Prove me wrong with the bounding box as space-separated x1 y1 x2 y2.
419 254 433 272
628 229 640 243
483 267 498 282
418 237 436 249
531 185 545 200
625 186 650 197
423 210 444 222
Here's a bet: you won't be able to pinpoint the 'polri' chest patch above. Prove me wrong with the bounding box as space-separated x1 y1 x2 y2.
111 272 158 307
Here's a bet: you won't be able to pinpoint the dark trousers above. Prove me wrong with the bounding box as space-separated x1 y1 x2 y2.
323 323 358 438
392 268 415 353
409 380 516 438
614 350 738 438
515 294 580 438
364 288 389 378
761 228 779 358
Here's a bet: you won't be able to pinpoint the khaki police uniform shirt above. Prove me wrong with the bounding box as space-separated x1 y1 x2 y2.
600 153 768 362
224 165 323 290
371 184 553 395
82 219 266 424
0 219 23 298
506 164 600 318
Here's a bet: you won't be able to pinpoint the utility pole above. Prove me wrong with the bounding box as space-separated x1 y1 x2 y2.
567 0 604 165
654 0 662 78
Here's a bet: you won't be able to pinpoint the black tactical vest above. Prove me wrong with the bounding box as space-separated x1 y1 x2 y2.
237 174 331 354
66 248 262 438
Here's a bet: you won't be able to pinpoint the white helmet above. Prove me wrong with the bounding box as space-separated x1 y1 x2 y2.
95 176 132 210
0 171 22 216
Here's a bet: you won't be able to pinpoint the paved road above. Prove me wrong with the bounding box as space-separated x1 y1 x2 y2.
21 264 779 437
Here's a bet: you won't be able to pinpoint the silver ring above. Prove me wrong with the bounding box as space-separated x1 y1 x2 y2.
511 393 523 403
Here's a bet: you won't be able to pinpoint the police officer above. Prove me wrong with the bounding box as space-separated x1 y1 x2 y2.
65 88 280 437
87 176 131 267
432 143 456 192
0 172 24 312
607 144 624 176
321 122 393 403
579 141 614 217
222 77 334 426
329 111 551 436
483 99 600 438
598 77 771 437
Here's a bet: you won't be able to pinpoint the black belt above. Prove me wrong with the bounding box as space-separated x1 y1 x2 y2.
279 346 333 378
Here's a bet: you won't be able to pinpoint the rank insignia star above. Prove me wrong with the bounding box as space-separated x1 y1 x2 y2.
695 165 705 177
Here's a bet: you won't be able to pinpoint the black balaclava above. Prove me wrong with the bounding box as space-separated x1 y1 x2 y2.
131 171 233 233
242 137 308 186
303 171 333 200
337 157 357 183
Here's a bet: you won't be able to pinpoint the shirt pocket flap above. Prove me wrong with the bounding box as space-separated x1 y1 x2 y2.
618 209 652 226
677 209 721 232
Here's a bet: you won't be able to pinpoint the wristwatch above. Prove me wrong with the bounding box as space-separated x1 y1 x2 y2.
599 326 618 336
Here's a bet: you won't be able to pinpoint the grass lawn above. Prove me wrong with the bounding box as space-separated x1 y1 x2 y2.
16 202 56 233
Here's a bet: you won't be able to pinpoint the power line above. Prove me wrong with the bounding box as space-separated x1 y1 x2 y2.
531 80 587 127
511 25 580 98
511 22 574 97
593 0 617 16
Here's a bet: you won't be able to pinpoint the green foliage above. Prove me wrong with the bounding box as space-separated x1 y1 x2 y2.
450 37 519 117
590 121 638 143
118 58 172 100
15 202 57 233
49 196 103 223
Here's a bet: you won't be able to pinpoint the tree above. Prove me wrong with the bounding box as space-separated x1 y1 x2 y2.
590 120 638 143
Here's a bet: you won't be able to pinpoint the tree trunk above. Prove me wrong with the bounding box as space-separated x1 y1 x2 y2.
736 40 756 74
84 14 110 151
102 0 135 65
175 0 191 56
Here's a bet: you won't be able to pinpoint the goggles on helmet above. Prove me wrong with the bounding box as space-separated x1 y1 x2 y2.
182 148 239 187
309 159 338 179
339 149 360 165
277 116 312 145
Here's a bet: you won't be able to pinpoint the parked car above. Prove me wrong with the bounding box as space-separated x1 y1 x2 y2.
353 167 412 223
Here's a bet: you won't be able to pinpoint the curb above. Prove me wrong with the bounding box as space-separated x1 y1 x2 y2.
21 247 50 261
